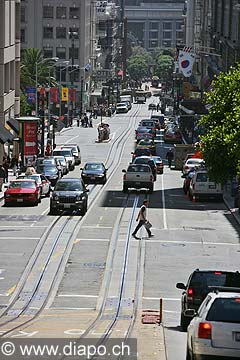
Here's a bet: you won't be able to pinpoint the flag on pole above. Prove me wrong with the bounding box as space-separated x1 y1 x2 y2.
179 49 196 78
61 87 69 101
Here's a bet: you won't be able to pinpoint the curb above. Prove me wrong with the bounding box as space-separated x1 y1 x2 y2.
223 194 240 226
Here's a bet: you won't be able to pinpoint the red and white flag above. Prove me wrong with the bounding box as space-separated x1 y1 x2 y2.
179 49 196 78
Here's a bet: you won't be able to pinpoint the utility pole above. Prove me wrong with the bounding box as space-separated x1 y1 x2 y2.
122 17 127 86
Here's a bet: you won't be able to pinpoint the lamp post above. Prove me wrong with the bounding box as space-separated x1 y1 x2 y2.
68 30 78 118
58 61 70 118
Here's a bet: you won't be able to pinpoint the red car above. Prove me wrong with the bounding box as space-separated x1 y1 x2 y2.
4 179 41 206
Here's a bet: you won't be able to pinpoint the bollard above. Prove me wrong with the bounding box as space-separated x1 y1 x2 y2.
159 298 163 324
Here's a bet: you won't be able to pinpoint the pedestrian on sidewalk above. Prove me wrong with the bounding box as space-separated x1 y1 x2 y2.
11 156 18 176
166 148 174 168
0 165 6 191
2 158 9 183
132 200 154 239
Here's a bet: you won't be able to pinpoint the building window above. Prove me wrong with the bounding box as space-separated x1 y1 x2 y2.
43 27 53 39
163 22 172 30
56 27 66 39
162 40 172 48
56 7 67 19
150 22 158 30
163 31 172 39
43 6 54 18
150 31 158 40
176 32 183 40
176 22 183 31
69 7 79 19
69 27 79 36
56 47 66 59
21 6 26 22
69 47 79 60
21 29 26 43
43 47 53 58
149 40 158 48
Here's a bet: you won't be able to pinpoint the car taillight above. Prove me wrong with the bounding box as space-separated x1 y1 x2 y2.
198 322 212 339
185 166 189 170
214 272 222 275
187 288 193 300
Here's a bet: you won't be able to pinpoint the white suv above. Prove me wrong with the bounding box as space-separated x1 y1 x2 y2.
53 148 75 171
187 289 240 359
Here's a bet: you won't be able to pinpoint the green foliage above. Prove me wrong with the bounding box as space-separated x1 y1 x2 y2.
20 48 57 91
20 93 32 116
155 55 174 82
199 64 240 184
127 54 149 81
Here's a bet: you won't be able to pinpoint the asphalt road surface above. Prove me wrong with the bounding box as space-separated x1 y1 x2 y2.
0 98 239 360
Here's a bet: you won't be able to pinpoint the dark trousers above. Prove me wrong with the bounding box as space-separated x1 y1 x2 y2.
132 220 151 237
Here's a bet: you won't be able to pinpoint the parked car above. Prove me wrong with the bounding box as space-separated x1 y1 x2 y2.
52 148 75 170
122 164 154 193
186 289 240 359
182 158 205 175
132 156 157 181
50 178 89 215
17 173 51 197
135 127 155 142
148 103 157 110
152 156 164 174
136 139 156 155
81 162 107 184
60 144 81 165
188 169 223 201
4 179 41 206
176 269 240 330
36 164 61 186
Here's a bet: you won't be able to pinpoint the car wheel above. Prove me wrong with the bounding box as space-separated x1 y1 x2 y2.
102 176 107 184
148 185 154 194
46 188 51 197
186 345 192 360
38 197 41 203
49 206 58 215
123 185 128 193
180 313 190 331
81 202 87 216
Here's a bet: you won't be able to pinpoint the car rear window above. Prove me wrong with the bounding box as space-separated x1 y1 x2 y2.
196 173 208 182
187 159 203 165
190 272 240 290
206 298 240 323
141 121 154 127
127 165 150 173
135 149 151 156
53 150 72 156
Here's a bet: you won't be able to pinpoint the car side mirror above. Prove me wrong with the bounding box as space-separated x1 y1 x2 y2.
176 282 186 290
122 169 126 173
105 168 108 171
85 188 90 192
185 309 197 318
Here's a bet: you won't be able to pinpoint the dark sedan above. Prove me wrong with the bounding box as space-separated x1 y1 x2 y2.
36 164 61 186
50 178 89 215
81 163 107 184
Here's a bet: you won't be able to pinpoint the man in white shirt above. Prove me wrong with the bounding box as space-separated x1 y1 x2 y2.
132 199 154 239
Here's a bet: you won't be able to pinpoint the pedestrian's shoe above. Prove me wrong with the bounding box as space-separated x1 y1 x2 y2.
132 234 140 240
148 234 154 238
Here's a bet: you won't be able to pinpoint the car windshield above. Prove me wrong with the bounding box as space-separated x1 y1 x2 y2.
85 164 104 171
139 140 153 145
187 159 203 164
55 181 84 191
206 298 240 323
42 159 55 165
55 157 66 164
53 150 72 156
127 165 150 173
137 128 151 133
9 181 35 189
153 157 162 163
37 165 57 173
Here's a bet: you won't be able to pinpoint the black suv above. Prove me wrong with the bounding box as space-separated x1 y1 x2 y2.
50 178 89 215
176 269 240 331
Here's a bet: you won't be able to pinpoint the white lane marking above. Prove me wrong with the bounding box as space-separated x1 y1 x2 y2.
66 135 79 144
58 294 98 298
145 239 240 246
75 238 110 242
41 207 50 215
161 174 167 229
56 308 95 311
81 225 113 229
0 277 4 280
143 297 180 301
0 226 47 229
0 237 39 240
163 310 180 314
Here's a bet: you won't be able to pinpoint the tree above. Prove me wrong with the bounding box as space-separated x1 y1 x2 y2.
127 55 148 81
20 93 32 116
20 48 57 91
155 55 174 82
199 64 240 184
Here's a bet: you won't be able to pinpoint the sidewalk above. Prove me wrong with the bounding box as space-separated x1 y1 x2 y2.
223 182 240 226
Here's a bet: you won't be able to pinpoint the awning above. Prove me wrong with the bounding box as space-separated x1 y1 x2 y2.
180 100 208 115
6 118 19 134
0 124 14 144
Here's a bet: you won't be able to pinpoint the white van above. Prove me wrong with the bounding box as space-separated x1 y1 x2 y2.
189 170 223 201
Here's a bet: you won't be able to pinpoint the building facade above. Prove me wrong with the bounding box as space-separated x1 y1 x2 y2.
0 0 21 158
21 0 96 108
124 0 185 50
